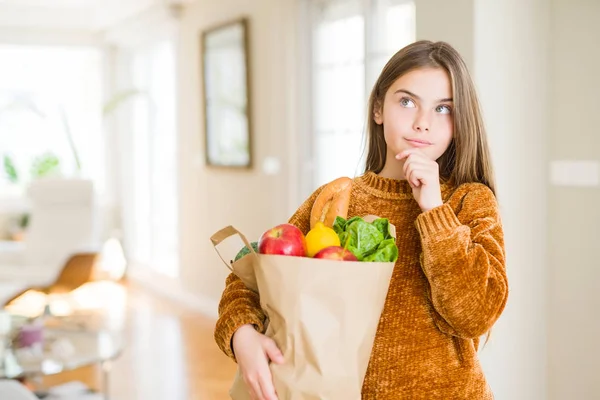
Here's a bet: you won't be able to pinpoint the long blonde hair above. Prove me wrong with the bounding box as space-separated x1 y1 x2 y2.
365 40 496 195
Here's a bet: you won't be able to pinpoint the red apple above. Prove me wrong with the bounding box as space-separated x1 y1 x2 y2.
258 223 307 257
313 246 358 261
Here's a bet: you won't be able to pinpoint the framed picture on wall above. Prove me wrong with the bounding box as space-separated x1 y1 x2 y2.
201 17 252 169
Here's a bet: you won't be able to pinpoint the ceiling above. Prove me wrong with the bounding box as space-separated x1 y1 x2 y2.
0 0 174 31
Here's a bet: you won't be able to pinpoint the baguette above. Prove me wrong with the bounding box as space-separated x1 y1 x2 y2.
310 177 353 229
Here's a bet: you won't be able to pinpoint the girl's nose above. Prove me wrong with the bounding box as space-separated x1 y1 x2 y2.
413 112 430 132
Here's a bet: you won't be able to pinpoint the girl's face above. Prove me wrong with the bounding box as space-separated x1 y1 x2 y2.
374 67 454 162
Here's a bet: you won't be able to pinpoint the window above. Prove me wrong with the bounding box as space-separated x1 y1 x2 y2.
122 40 179 278
0 45 104 197
309 0 415 189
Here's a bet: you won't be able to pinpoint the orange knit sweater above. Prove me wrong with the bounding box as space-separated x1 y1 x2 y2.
214 171 508 399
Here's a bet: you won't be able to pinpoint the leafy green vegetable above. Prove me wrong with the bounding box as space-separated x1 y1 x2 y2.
333 216 360 234
234 241 258 262
371 218 394 240
334 216 398 262
363 239 398 262
345 219 383 260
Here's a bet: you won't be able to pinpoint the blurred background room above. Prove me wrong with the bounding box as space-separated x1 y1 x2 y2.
0 0 598 399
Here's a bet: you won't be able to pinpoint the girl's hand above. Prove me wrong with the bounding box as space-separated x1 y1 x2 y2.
396 149 444 212
232 324 284 400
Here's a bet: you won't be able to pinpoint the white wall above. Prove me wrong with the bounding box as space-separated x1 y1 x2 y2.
416 0 550 398
416 0 474 68
474 0 549 398
177 0 302 306
547 0 600 398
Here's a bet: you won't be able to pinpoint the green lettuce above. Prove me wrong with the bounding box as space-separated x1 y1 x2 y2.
362 239 398 262
333 216 399 262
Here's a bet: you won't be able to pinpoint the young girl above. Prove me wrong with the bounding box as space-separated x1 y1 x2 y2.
214 40 507 399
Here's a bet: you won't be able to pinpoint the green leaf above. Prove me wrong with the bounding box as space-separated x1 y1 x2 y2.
362 238 399 262
372 218 393 240
335 216 364 240
30 153 60 178
338 231 349 248
344 219 384 261
3 155 19 183
332 216 347 236
334 216 399 262
102 89 146 116
234 241 258 262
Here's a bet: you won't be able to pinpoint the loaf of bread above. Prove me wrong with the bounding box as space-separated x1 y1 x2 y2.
310 177 353 229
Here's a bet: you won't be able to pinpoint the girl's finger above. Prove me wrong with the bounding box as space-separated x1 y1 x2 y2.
264 339 284 364
412 167 433 187
396 147 429 160
396 148 421 160
403 158 410 179
404 157 427 180
404 155 431 173
258 368 278 400
406 166 422 187
396 150 408 160
404 162 414 186
245 376 263 400
404 159 418 186
406 157 438 176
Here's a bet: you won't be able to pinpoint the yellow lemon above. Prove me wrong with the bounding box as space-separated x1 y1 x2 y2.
305 221 341 257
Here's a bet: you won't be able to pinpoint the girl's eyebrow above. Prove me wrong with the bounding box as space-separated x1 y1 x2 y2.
394 88 453 103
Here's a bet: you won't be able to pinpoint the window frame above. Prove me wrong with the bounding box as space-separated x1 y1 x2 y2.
298 0 416 201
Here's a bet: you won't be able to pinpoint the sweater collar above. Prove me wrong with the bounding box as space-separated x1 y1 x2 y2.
356 171 451 200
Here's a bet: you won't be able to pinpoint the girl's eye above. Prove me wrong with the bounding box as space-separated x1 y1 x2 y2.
436 104 452 114
400 97 416 108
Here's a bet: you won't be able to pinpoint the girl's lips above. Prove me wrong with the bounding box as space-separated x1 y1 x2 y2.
405 138 432 147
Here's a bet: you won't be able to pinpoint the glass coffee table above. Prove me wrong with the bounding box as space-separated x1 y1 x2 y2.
0 315 124 400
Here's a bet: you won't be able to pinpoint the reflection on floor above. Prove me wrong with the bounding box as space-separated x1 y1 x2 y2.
42 280 236 400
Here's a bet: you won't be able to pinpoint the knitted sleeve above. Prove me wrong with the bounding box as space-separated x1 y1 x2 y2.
214 272 267 361
414 183 508 339
213 185 324 361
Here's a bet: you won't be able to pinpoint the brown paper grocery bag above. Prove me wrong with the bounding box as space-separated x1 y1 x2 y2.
211 219 395 400
211 225 259 292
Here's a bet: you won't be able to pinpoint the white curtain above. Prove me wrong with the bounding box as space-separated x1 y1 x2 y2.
118 39 179 278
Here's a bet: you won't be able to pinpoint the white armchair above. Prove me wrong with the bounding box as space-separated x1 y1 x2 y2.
0 178 100 303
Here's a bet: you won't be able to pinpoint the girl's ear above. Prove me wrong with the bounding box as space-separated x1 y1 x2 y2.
373 101 383 125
